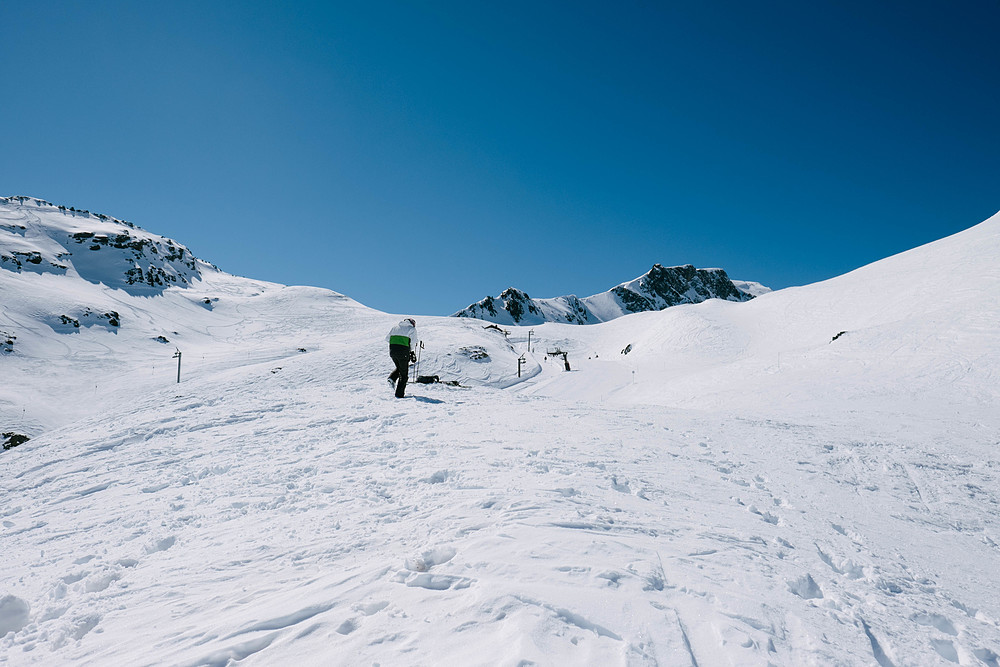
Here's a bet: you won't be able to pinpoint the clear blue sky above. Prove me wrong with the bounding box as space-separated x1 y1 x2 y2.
3 1 998 316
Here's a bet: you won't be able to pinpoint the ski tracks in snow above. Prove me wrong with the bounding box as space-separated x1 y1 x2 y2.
3 364 1000 665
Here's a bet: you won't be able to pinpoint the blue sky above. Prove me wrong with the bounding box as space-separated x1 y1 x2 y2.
3 1 998 316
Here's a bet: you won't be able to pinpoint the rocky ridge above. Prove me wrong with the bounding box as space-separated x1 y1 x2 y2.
0 196 210 293
453 263 766 325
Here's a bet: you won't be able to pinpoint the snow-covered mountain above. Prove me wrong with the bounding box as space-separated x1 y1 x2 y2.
453 263 764 325
730 278 771 297
0 196 533 438
1 196 207 293
3 196 1000 666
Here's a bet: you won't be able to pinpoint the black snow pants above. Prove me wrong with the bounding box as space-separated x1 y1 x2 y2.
388 343 411 398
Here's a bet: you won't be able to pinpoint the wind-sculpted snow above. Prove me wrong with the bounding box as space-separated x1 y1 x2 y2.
2 200 1000 665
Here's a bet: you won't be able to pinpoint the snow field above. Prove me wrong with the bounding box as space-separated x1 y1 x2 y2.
4 345 1000 664
2 199 1000 664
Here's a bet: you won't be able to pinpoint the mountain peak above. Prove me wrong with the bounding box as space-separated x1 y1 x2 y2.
1 195 213 294
454 264 765 325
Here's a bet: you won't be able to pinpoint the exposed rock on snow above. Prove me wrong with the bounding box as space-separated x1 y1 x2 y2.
2 432 31 450
454 263 763 325
0 330 15 354
0 196 209 294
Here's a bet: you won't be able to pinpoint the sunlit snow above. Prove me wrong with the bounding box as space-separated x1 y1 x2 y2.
2 197 999 665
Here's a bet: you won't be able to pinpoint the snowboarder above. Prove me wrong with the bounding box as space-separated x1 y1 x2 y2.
386 318 418 398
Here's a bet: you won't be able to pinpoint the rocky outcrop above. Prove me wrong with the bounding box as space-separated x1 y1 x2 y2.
619 264 751 310
453 264 765 325
0 196 211 294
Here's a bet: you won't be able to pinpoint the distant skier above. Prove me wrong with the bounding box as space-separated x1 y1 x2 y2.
386 318 418 398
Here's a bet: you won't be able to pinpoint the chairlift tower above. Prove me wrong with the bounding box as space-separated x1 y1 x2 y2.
547 349 571 371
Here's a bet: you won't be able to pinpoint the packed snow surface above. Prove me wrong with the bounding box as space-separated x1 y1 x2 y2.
2 198 999 666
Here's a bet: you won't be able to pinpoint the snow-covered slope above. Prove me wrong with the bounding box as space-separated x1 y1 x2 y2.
518 210 1000 418
730 278 771 297
1 196 206 293
0 197 536 439
2 198 999 666
453 264 762 325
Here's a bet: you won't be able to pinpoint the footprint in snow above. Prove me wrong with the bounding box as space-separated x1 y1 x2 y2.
610 476 631 494
973 648 1000 667
0 594 31 635
931 639 960 663
421 470 449 484
787 573 823 599
398 573 473 590
394 546 473 590
912 612 958 636
335 618 358 635
356 600 390 616
405 546 456 572
144 535 176 554
747 504 780 525
68 613 102 642
84 569 121 593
